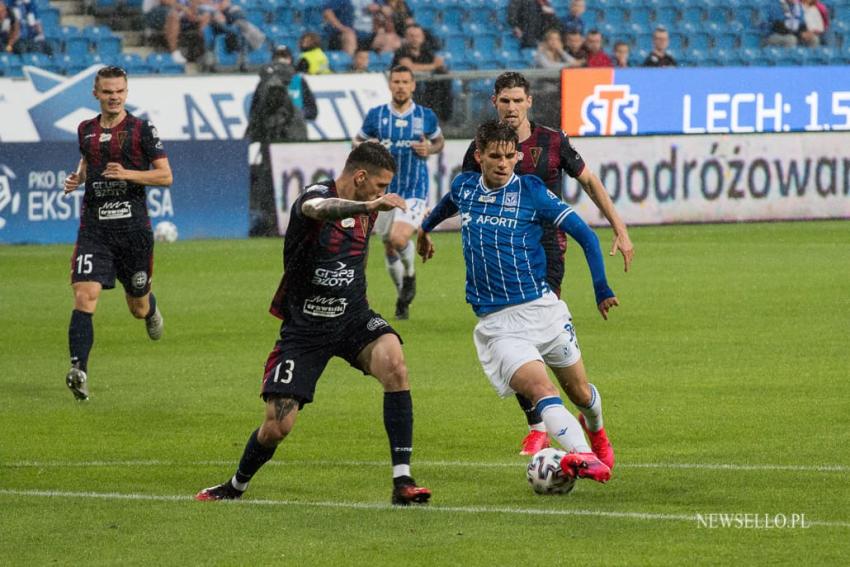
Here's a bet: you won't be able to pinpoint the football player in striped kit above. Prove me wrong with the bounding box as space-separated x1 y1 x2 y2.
418 120 618 484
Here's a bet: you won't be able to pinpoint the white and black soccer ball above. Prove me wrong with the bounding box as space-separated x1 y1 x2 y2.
154 220 178 243
526 448 576 495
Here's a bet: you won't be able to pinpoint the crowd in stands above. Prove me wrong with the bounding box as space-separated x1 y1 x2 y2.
1 0 849 78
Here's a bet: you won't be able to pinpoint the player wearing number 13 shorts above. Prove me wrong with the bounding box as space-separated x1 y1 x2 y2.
61 65 173 402
195 143 431 505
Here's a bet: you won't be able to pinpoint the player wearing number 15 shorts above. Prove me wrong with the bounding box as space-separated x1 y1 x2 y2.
61 65 173 401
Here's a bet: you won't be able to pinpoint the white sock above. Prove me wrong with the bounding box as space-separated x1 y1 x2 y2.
399 241 416 277
230 476 248 492
385 252 403 291
537 396 591 453
392 464 411 478
576 383 604 432
529 422 546 432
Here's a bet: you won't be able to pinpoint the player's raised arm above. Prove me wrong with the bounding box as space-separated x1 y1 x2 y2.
302 193 406 220
575 167 634 273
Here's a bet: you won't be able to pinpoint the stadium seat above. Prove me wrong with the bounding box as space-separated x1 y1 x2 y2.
681 6 705 25
146 52 186 74
95 35 123 57
117 52 153 74
500 33 520 52
687 32 710 50
808 47 835 65
714 32 738 50
64 36 91 58
327 50 351 72
39 7 61 31
741 48 770 67
442 33 468 54
630 7 652 26
56 53 93 75
471 32 498 53
214 35 240 68
654 6 680 27
0 52 23 77
635 33 653 51
245 44 271 66
683 47 708 67
415 6 438 29
442 5 465 32
603 7 627 25
740 31 762 49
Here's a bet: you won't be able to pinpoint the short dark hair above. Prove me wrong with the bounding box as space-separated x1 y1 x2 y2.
614 40 629 50
493 72 530 96
475 120 518 152
94 65 127 86
345 142 397 175
389 64 414 78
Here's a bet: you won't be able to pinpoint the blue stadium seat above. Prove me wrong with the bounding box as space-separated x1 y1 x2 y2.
0 53 23 77
654 5 680 26
683 47 708 67
117 53 153 74
95 35 123 57
681 6 705 25
442 33 468 54
740 48 770 66
808 46 835 65
56 53 94 75
214 35 240 68
500 34 520 52
64 37 91 57
146 52 186 74
415 7 438 29
630 7 652 26
90 52 118 67
688 32 710 50
740 31 762 49
21 52 60 73
714 32 737 50
327 50 351 72
635 33 653 51
442 5 466 32
472 32 498 53
39 7 61 32
245 44 271 66
83 25 112 43
603 7 627 25
470 50 500 70
244 7 268 27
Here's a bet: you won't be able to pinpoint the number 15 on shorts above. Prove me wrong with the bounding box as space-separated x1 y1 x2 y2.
272 360 295 383
75 253 93 274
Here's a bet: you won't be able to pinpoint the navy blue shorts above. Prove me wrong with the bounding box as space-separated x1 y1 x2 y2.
261 309 401 407
70 227 154 297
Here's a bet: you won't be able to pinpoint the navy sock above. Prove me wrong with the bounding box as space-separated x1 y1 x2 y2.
68 310 93 373
145 293 157 320
516 394 543 426
384 390 413 467
234 428 277 484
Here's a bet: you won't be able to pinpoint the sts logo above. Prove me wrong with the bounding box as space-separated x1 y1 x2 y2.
560 68 640 137
0 164 22 230
579 84 639 136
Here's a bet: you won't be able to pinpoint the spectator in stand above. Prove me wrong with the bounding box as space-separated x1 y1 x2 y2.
143 0 210 64
391 24 452 121
560 0 586 35
612 40 630 67
508 0 561 49
563 30 587 64
371 2 402 53
801 0 829 45
584 29 612 67
205 0 266 53
323 0 388 55
351 47 370 72
643 26 676 67
10 0 50 55
534 28 581 68
765 0 811 47
295 31 331 74
1 0 20 54
383 0 413 38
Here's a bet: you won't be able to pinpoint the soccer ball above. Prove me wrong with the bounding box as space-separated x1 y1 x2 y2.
154 220 178 243
526 448 576 495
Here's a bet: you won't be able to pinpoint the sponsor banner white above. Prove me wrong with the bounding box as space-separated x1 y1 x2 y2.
0 66 390 142
269 132 850 233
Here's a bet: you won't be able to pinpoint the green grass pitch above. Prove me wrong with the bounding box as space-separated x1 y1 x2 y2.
1 221 848 565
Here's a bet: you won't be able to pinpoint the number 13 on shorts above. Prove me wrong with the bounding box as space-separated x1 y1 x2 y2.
272 359 295 383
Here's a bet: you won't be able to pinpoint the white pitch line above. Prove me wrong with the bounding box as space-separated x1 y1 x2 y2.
1 488 848 528
2 459 848 474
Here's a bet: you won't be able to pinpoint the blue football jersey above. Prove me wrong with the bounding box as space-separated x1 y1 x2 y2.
357 103 441 200
448 171 603 315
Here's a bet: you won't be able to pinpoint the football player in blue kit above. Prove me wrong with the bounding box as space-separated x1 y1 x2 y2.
355 65 444 320
417 121 618 484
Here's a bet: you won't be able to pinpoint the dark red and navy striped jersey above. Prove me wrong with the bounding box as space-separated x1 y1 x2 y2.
77 112 167 231
462 122 586 198
269 181 377 330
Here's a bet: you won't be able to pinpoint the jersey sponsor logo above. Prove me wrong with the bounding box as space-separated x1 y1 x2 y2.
478 194 497 203
580 84 639 136
528 147 542 167
504 192 519 207
394 118 408 127
83 133 97 140
379 138 416 149
341 217 355 228
99 133 112 143
476 214 518 228
91 180 128 197
0 163 22 230
303 295 348 318
366 316 388 331
312 262 355 287
131 271 148 290
97 200 132 220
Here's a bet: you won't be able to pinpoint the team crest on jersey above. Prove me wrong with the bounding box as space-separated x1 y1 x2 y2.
117 131 128 146
366 317 388 331
528 147 542 167
359 216 369 235
341 217 355 228
131 271 148 289
504 192 519 207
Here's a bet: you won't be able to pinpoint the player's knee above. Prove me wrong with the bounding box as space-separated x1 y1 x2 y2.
564 381 590 405
73 289 98 310
260 419 292 445
129 303 148 319
378 354 409 390
388 234 408 251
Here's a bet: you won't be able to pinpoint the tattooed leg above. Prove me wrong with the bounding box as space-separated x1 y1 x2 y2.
259 394 301 446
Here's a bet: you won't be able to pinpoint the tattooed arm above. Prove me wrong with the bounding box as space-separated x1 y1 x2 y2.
301 193 407 220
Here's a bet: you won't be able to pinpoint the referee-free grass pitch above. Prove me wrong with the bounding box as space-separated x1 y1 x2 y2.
1 221 848 565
